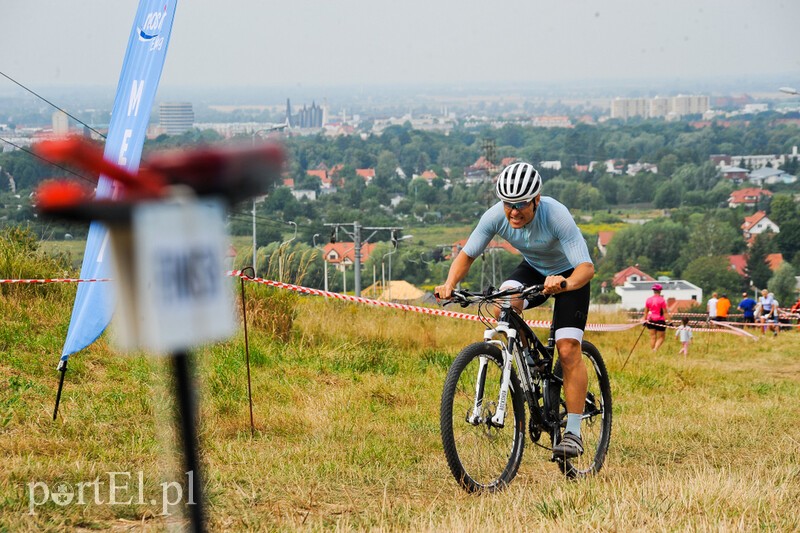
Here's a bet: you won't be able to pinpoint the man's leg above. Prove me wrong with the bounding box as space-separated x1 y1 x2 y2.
552 336 587 458
558 337 588 417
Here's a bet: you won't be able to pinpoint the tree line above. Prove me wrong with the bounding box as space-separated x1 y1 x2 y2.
2 117 799 304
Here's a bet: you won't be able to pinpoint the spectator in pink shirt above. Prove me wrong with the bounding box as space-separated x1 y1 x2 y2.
643 283 669 352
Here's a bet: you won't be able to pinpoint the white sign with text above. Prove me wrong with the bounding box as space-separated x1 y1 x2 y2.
115 199 235 353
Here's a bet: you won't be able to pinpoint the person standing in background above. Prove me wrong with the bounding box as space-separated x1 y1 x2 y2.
767 295 780 336
707 292 719 322
643 283 668 352
737 292 757 324
716 294 731 321
757 289 775 335
675 317 693 356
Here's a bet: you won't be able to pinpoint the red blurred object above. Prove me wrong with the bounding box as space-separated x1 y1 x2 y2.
36 180 92 210
36 137 163 197
33 136 285 221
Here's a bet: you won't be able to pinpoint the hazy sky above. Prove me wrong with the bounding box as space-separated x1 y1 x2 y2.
4 0 800 90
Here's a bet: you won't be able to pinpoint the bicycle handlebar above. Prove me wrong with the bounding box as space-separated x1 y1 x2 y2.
442 281 566 307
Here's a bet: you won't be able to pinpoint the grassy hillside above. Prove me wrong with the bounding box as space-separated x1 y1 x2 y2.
0 283 798 531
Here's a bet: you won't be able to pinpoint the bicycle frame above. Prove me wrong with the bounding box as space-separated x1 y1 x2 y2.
470 300 561 436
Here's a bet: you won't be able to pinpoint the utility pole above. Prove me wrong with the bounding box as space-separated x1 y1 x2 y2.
324 222 404 297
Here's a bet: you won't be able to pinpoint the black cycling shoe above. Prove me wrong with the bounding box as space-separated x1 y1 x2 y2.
553 432 584 459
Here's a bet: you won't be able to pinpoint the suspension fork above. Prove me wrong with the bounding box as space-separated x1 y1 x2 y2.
468 326 518 428
467 355 489 425
491 341 515 427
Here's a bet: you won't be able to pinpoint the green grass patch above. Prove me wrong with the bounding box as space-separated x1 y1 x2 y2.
1 273 799 531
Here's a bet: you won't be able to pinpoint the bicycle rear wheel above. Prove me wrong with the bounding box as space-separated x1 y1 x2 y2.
440 342 526 493
552 340 612 478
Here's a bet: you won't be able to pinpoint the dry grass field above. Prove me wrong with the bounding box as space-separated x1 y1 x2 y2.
1 284 799 531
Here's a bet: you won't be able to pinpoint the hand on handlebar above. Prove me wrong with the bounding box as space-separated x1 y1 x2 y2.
434 283 454 301
543 276 569 295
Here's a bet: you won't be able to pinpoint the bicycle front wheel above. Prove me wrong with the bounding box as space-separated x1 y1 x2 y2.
553 340 613 478
440 342 526 493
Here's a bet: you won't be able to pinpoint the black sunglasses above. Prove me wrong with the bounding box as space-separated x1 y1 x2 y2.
503 200 533 211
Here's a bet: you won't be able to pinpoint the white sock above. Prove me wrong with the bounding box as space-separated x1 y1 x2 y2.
566 413 581 437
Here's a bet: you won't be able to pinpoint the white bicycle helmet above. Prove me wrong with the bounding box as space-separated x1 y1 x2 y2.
495 162 542 202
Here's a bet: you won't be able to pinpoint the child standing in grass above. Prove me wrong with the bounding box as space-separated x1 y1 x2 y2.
675 317 693 356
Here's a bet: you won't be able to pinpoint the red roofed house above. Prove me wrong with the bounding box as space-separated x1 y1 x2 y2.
471 156 494 171
612 265 655 287
420 170 438 185
741 211 780 242
356 168 376 184
597 231 616 257
728 253 784 276
307 169 331 190
323 242 378 272
464 155 496 185
500 157 520 167
666 298 699 314
727 187 772 208
720 166 750 182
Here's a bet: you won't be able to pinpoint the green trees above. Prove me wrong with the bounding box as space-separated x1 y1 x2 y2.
768 194 797 226
0 150 53 190
746 233 776 289
775 220 800 264
767 262 796 307
673 214 744 275
604 220 688 273
653 179 683 208
682 256 743 296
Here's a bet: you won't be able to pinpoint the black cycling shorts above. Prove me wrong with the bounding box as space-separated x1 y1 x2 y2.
646 320 667 332
503 260 590 334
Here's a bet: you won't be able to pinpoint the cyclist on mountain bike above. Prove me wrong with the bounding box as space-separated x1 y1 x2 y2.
434 161 594 459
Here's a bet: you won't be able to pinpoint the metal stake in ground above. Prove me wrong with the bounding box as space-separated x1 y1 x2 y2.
172 351 205 531
52 359 68 420
239 266 256 435
621 325 646 371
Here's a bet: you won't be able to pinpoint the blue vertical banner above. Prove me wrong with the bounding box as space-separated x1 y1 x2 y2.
59 0 179 366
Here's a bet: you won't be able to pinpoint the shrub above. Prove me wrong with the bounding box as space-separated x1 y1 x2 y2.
0 226 73 299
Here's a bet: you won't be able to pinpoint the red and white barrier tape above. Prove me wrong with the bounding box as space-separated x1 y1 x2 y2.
710 320 758 339
0 271 784 337
639 318 756 337
634 310 798 320
229 271 743 334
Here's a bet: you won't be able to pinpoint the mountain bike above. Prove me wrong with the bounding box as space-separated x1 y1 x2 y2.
439 284 612 492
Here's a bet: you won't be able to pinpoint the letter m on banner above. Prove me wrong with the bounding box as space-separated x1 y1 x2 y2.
59 0 179 368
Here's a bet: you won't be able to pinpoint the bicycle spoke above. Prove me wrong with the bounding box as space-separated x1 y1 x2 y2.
441 343 525 492
557 341 612 478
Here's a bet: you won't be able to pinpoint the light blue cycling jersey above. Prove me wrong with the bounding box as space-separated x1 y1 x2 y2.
462 197 592 276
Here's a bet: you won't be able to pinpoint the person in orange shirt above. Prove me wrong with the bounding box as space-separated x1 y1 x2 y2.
716 294 731 321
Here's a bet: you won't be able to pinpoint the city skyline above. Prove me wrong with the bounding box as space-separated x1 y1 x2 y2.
3 0 799 96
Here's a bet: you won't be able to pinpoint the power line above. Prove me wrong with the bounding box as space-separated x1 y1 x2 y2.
0 70 106 139
227 211 299 229
0 136 97 184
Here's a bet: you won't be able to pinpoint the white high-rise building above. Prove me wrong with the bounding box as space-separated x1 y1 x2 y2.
52 110 69 136
611 95 710 120
671 95 709 117
610 98 648 120
159 102 194 135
